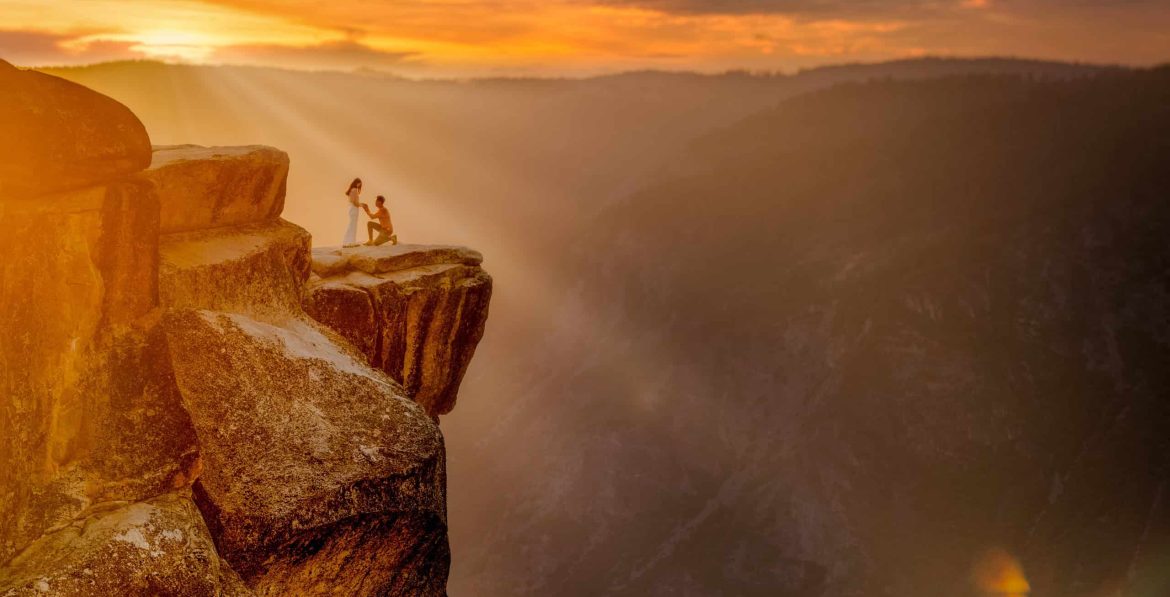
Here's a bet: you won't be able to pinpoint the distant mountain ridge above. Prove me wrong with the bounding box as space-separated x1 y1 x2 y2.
38 54 1116 83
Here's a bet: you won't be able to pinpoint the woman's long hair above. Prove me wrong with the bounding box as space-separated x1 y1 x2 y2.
346 178 362 196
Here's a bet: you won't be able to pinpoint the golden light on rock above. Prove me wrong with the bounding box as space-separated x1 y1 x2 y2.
0 61 494 593
973 549 1031 597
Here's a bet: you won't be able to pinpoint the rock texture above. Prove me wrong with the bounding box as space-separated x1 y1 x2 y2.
144 145 289 234
166 311 448 595
306 246 492 417
2 70 489 597
0 85 197 565
0 493 248 597
159 220 312 315
0 60 150 198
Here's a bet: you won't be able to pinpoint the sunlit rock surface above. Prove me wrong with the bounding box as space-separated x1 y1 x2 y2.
157 169 455 594
165 311 447 595
0 98 196 564
144 145 289 234
0 60 150 198
159 219 312 315
306 245 492 417
0 493 249 597
1 65 484 596
340 244 483 276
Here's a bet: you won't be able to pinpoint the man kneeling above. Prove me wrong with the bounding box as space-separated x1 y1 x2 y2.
362 195 397 246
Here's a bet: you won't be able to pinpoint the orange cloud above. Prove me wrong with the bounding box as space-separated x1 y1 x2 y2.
0 0 1167 74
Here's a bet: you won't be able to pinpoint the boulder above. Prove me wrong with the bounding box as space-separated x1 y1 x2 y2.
0 493 251 597
144 145 289 234
0 60 151 199
305 246 492 417
164 310 448 596
159 220 311 317
0 182 198 564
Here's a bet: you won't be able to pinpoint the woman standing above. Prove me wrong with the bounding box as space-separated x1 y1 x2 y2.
342 178 362 247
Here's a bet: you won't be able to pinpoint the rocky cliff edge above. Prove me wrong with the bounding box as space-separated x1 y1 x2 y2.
0 60 491 597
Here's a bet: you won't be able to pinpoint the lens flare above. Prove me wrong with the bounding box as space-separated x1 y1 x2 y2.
973 549 1031 597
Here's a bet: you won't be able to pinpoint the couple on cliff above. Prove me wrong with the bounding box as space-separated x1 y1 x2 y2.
342 177 397 248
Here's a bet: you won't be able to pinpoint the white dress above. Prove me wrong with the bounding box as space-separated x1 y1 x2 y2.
343 190 359 246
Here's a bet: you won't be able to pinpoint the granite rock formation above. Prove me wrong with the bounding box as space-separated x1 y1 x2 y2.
144 145 289 234
0 62 489 597
0 64 198 570
0 59 150 198
305 245 492 417
159 221 450 594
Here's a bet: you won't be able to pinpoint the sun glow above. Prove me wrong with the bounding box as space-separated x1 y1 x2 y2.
120 30 217 62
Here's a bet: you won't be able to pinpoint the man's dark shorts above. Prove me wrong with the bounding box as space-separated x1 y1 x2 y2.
369 222 397 246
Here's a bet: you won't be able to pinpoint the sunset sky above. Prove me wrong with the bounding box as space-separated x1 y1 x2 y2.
1 0 1167 76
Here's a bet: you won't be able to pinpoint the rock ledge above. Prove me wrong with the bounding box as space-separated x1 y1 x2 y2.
305 244 492 417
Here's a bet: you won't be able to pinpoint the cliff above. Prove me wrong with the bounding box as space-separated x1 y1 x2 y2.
305 245 492 418
0 61 491 596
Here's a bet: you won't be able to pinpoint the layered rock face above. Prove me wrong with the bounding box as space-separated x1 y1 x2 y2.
145 145 288 234
305 246 492 418
0 72 232 597
0 62 489 596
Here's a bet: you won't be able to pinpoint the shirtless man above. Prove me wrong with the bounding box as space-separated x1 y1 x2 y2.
362 195 397 246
